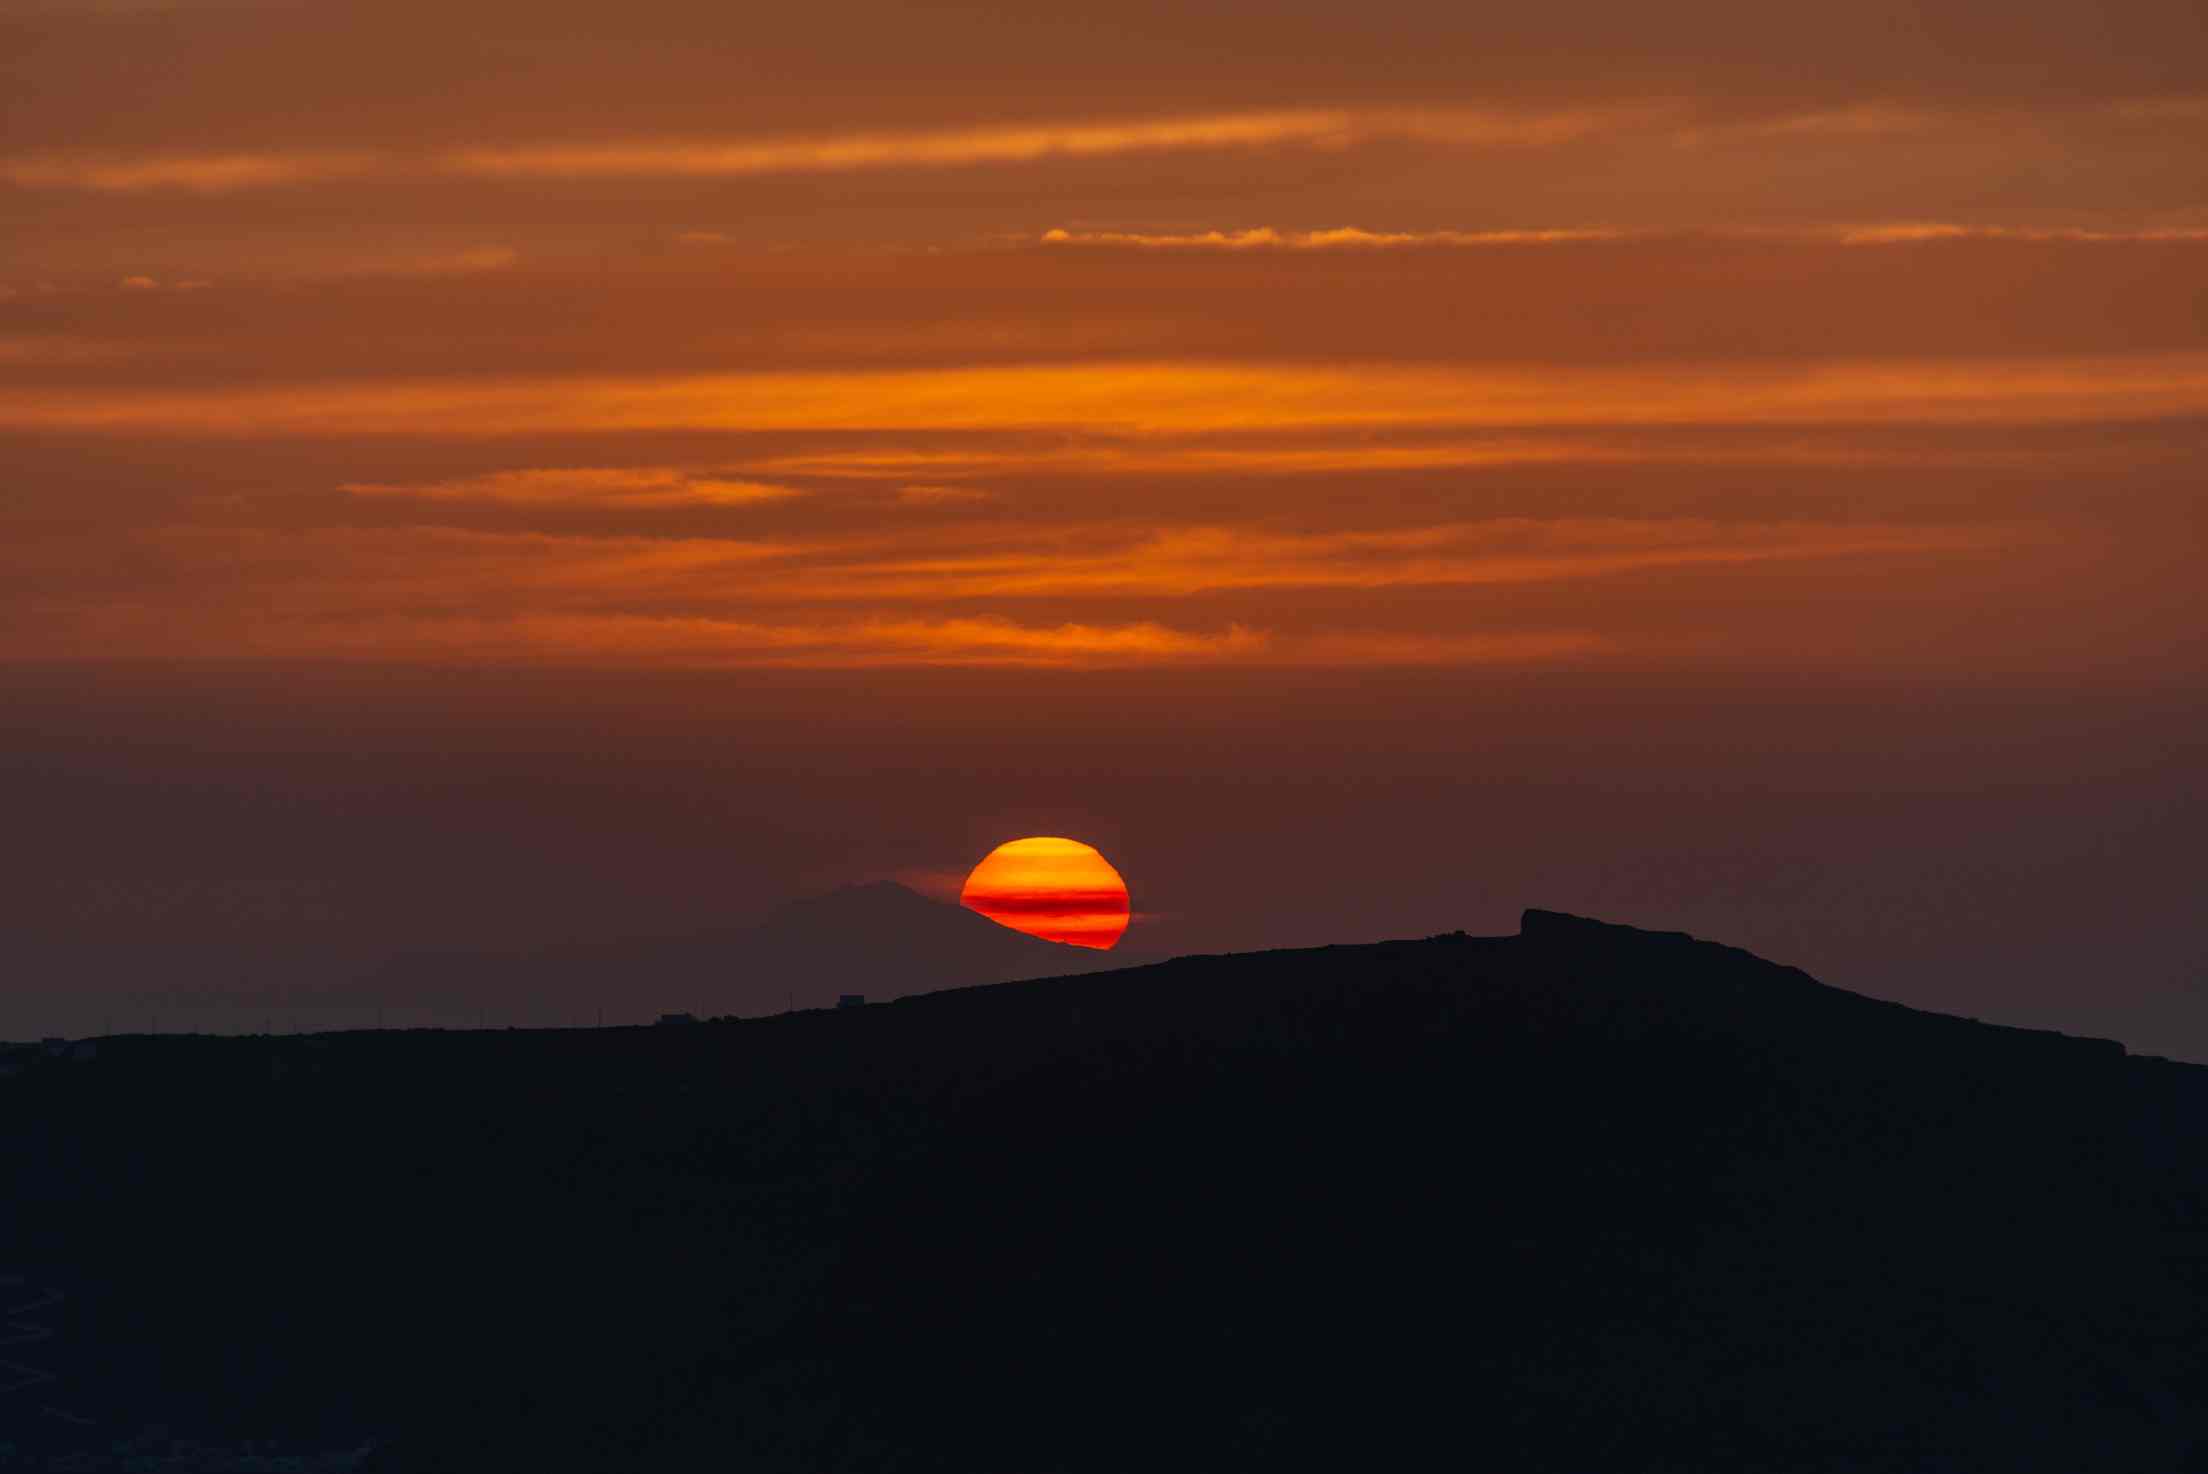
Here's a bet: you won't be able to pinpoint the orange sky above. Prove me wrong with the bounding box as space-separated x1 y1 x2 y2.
0 0 2202 1052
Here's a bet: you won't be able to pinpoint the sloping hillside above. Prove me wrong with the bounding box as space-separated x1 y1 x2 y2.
2 911 2202 1471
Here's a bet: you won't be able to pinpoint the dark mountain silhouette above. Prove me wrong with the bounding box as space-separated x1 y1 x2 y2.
732 879 1140 997
366 880 1136 1022
2 911 2203 1471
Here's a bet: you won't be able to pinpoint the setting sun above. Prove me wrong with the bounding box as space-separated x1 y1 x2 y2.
960 836 1131 950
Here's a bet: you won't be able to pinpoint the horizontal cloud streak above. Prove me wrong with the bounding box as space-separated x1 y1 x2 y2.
1832 223 2208 244
9 601 1613 669
1040 226 1632 249
16 94 2202 197
2 105 1658 194
12 354 2208 437
62 517 1991 602
894 484 995 505
1039 223 2208 249
341 468 803 507
0 515 1998 668
439 110 1384 180
740 434 2072 481
744 520 2008 601
2 150 384 193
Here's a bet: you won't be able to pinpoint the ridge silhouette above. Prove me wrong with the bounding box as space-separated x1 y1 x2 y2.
1 911 2201 1471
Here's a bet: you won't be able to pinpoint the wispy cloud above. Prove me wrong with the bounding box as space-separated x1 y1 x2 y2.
18 604 1621 669
0 515 1997 667
385 613 1280 667
1286 629 1613 664
2 149 382 193
440 111 1361 180
437 106 1652 182
0 334 159 364
1038 222 2208 250
340 467 804 508
0 103 1665 195
22 514 2003 612
11 95 2204 198
739 433 2065 481
1735 103 1946 138
12 354 2208 437
1039 226 1627 249
894 484 995 505
346 245 518 277
737 519 2010 602
1833 222 2208 244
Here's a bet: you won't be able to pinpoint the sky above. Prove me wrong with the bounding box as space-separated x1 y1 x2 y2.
2 0 2203 1053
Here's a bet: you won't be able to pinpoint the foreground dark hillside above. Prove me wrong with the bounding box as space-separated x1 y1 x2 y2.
3 911 2204 1471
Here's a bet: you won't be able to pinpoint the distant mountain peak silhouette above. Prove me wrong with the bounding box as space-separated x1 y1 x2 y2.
742 879 1131 1002
365 878 1136 1023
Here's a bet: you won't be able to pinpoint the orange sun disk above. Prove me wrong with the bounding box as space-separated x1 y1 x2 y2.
960 836 1131 950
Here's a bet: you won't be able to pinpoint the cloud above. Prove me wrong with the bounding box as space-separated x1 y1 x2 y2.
4 150 382 193
223 244 520 280
118 275 160 290
734 519 2010 602
2112 97 2208 123
1737 103 1945 138
340 467 804 508
1037 222 2208 250
431 246 518 272
740 432 2063 482
0 514 1992 668
12 600 1275 667
12 353 2208 437
1283 629 1612 663
1039 226 1627 249
16 514 2000 616
350 245 517 277
895 484 995 505
1833 222 2208 245
14 600 1622 669
431 106 1650 183
0 334 161 363
436 110 1358 180
7 94 2202 200
0 101 1704 196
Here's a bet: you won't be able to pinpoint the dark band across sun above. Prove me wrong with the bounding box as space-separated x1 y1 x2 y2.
960 836 1131 949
